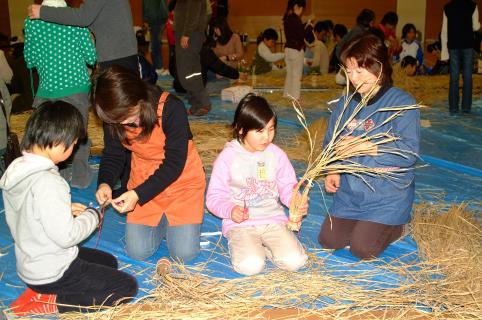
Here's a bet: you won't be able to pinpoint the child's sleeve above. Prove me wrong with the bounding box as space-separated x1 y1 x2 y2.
258 43 284 63
274 147 298 208
79 28 97 66
416 41 424 68
34 176 98 248
373 96 420 168
206 149 236 219
23 19 36 69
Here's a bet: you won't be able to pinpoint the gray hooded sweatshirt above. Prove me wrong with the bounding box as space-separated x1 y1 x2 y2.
0 152 98 285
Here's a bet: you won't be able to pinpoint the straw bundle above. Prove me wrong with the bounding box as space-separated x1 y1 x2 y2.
287 71 420 231
55 203 481 320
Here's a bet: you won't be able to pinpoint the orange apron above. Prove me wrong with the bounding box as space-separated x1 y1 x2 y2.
123 92 206 226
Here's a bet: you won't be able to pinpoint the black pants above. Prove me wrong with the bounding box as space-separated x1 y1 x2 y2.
28 248 138 313
318 216 403 260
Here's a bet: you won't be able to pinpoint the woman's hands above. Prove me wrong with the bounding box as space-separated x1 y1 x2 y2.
325 174 340 193
231 205 249 223
96 184 139 213
96 183 112 207
111 190 139 213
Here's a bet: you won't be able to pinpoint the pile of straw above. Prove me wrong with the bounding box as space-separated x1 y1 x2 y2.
57 203 481 320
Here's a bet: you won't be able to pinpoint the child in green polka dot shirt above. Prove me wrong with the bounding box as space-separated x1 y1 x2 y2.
23 0 96 189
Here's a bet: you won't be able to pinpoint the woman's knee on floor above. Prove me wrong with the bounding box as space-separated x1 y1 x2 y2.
318 230 348 250
232 256 266 276
349 243 383 260
169 242 200 263
125 242 157 261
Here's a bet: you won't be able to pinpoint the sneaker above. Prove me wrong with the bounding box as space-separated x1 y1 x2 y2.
188 105 211 116
156 68 168 76
161 69 170 76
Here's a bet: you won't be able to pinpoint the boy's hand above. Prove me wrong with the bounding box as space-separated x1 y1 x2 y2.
325 174 340 193
112 190 139 213
27 4 41 19
180 36 189 49
336 135 378 157
231 205 249 223
96 183 112 207
71 203 87 217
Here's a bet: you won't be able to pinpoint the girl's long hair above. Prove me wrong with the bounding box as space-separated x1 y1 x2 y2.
92 65 159 145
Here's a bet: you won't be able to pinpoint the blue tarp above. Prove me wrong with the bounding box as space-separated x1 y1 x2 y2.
1 83 480 313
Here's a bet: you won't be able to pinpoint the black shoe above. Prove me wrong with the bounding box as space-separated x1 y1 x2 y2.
462 109 471 114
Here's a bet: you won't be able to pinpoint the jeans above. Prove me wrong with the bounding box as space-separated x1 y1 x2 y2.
149 23 165 70
448 48 474 112
125 214 201 262
28 247 138 313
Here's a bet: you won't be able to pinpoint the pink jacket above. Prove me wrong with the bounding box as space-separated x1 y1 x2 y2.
206 140 297 235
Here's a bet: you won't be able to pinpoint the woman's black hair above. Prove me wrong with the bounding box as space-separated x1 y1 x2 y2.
356 9 375 28
381 11 399 26
283 0 306 20
402 23 416 40
340 33 393 88
21 101 85 151
211 17 234 46
93 65 159 145
232 94 277 142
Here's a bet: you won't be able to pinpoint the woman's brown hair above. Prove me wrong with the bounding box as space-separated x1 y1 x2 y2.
93 65 159 145
340 33 393 88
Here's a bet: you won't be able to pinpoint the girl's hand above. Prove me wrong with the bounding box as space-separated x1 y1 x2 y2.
112 190 139 213
96 183 112 207
72 203 87 217
335 135 378 157
325 174 340 193
231 205 249 223
298 199 309 216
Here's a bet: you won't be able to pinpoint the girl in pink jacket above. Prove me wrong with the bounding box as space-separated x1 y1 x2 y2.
206 94 308 276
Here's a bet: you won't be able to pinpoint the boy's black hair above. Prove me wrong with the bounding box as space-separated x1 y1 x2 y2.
402 23 416 40
333 24 348 39
262 28 278 41
401 55 418 68
356 9 375 28
381 11 398 26
232 93 277 143
314 21 332 34
21 101 85 151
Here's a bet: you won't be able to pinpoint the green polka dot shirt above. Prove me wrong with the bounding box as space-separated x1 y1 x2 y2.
24 18 97 99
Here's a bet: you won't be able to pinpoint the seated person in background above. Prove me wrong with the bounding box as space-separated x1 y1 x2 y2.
136 29 158 85
172 44 247 94
309 20 331 74
400 55 418 76
321 20 335 56
210 17 244 69
252 28 284 75
399 23 424 74
329 23 348 72
376 11 401 61
303 24 316 74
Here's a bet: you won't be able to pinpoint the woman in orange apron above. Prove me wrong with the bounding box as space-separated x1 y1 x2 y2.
93 66 205 262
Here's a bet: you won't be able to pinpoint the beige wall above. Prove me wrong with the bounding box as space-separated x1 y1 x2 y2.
8 0 31 40
396 0 427 42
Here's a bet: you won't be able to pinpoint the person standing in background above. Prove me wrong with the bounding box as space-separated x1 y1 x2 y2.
174 0 211 116
283 0 306 101
143 0 169 76
441 0 481 115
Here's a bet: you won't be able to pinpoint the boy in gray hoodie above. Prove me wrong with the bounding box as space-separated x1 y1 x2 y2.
0 101 137 316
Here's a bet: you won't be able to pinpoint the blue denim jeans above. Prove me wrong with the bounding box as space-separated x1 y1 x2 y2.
149 23 165 70
449 48 474 112
125 214 201 262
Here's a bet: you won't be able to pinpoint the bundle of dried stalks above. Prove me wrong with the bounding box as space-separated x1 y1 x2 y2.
55 203 481 320
287 70 420 231
189 120 232 168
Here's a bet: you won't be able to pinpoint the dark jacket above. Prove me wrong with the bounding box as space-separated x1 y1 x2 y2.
283 14 305 51
445 0 478 49
173 0 207 37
